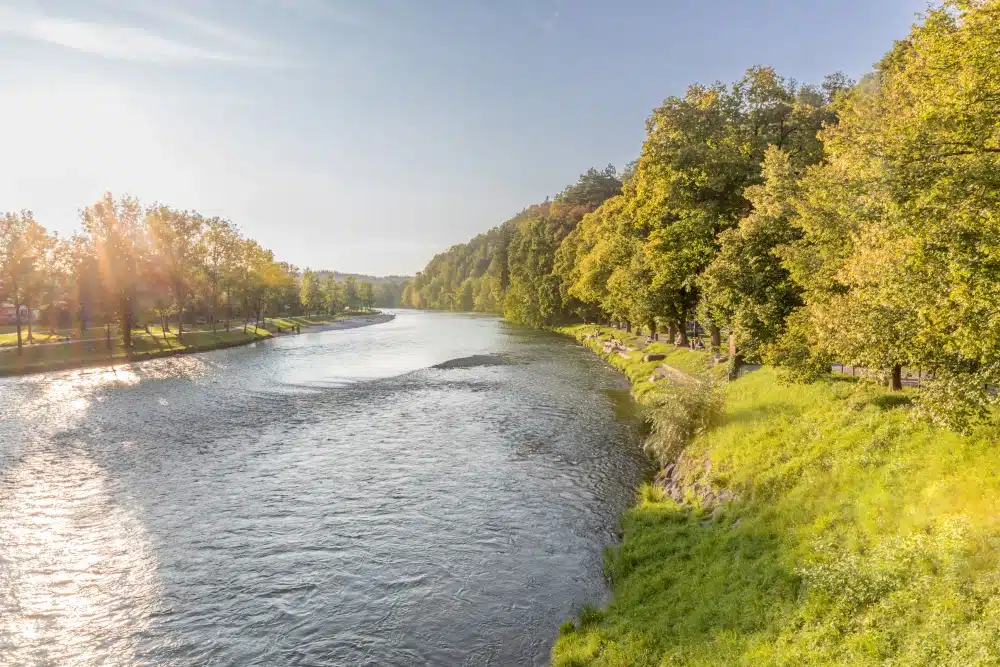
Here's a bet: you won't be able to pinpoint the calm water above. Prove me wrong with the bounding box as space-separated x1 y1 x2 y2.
0 311 650 666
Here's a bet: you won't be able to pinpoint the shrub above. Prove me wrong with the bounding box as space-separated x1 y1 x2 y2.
643 375 723 466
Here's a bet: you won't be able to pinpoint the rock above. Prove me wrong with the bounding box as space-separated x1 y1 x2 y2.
643 353 666 362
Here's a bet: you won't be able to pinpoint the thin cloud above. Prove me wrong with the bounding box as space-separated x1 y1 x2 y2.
0 4 289 66
269 0 365 26
126 4 267 53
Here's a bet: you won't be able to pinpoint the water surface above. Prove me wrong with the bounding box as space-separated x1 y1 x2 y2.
0 311 649 666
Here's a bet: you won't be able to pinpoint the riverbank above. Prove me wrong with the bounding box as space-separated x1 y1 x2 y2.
552 324 1000 666
0 312 394 378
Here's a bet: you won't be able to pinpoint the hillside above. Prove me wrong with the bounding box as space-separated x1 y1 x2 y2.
552 327 1000 666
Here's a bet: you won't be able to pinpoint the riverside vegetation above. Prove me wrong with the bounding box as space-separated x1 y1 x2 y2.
406 1 1000 431
554 324 1000 666
401 2 1000 664
0 194 408 373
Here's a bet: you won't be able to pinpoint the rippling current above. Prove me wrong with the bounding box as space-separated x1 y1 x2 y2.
0 311 650 666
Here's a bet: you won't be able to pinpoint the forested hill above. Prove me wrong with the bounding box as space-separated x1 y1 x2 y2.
405 1 1000 430
318 271 410 307
403 63 839 334
319 271 410 286
402 165 623 319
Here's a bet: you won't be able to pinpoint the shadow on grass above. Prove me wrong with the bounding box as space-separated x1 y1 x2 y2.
714 401 800 429
867 393 914 410
554 500 798 666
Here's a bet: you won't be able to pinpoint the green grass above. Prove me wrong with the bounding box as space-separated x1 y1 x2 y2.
0 325 97 347
551 366 1000 666
556 324 717 403
0 311 383 375
0 325 273 375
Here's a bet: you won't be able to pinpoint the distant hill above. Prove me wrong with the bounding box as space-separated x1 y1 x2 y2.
316 271 411 286
314 271 411 307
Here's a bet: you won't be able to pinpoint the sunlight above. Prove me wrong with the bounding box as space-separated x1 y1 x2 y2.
0 452 161 666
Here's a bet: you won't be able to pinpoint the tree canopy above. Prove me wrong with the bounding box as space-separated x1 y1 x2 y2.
406 1 1000 429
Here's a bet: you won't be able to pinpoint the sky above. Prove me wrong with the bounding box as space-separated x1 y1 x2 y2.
0 0 929 276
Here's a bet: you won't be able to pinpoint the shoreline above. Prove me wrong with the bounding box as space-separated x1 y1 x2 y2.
0 312 395 379
550 324 1000 665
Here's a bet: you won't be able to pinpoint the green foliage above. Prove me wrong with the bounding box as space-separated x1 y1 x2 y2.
405 168 622 318
552 367 1000 666
407 1 1000 430
778 0 1000 417
761 308 835 384
643 375 723 466
700 148 805 361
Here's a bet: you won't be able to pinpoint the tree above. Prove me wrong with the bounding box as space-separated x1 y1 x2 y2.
147 206 204 338
774 0 1000 417
700 147 805 360
203 218 238 332
36 233 70 336
344 276 359 310
300 269 323 315
0 211 40 354
81 194 146 353
359 282 375 311
322 275 344 314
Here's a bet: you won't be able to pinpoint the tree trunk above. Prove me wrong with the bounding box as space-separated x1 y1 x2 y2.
667 324 677 344
14 301 23 355
106 321 112 353
647 320 657 341
676 320 689 347
890 364 903 391
624 320 631 333
121 296 133 356
26 300 33 342
211 282 218 333
728 332 743 380
709 324 721 353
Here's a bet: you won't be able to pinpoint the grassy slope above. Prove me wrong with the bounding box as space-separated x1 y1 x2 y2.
0 312 378 375
0 326 273 375
553 327 1000 667
556 324 716 403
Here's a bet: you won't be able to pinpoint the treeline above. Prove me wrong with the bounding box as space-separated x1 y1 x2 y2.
407 1 1000 429
0 194 399 354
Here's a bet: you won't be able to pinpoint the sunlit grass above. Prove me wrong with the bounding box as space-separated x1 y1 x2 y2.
0 312 383 375
0 325 273 375
555 324 717 403
551 367 1000 666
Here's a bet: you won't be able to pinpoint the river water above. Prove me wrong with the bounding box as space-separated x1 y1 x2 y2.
0 311 650 667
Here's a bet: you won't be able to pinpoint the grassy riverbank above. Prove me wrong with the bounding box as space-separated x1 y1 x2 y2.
553 325 1000 667
0 312 386 377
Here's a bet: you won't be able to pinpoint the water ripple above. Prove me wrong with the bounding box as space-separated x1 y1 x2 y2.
0 311 649 666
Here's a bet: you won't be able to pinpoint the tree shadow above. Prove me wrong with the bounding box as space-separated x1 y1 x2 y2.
556 500 799 665
714 401 800 429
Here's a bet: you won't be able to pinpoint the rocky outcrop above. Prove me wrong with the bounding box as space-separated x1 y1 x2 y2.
654 453 736 509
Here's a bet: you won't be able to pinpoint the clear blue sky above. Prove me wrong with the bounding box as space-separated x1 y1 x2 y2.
0 0 928 275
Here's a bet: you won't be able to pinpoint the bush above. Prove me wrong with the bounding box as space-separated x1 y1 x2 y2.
643 375 723 466
762 309 833 384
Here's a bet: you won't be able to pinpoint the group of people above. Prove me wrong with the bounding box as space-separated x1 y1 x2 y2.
688 337 706 350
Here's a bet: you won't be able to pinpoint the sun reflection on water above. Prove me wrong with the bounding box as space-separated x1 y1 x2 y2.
0 452 161 667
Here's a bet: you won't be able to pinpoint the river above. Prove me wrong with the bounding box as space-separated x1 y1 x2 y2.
0 311 650 667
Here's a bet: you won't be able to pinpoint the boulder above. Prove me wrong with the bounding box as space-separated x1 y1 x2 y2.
643 353 666 362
